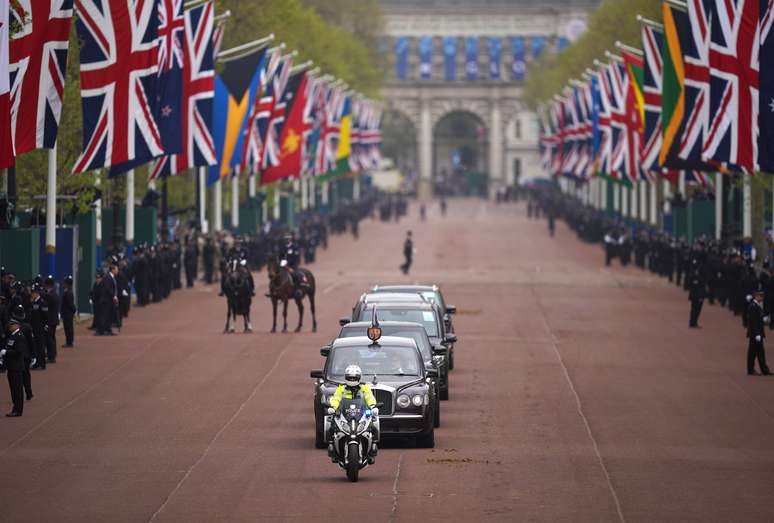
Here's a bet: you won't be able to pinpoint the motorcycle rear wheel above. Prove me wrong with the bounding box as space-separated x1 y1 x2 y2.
346 443 360 482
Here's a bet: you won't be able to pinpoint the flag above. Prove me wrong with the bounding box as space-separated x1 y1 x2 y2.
760 0 774 172
113 0 186 177
594 66 614 177
335 94 352 173
8 0 73 155
316 84 342 177
300 73 320 176
419 36 432 80
240 48 280 174
0 0 14 168
641 18 665 175
464 37 478 80
73 0 163 174
261 71 307 184
261 55 292 171
660 1 686 168
511 36 525 81
443 36 456 81
208 46 266 185
622 48 649 181
395 36 409 80
488 37 501 80
608 58 631 182
149 0 215 180
531 36 546 60
703 0 759 173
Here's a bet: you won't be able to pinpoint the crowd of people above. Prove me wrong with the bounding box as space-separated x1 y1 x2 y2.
528 185 773 377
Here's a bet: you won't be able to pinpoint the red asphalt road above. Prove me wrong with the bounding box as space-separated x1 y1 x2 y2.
1 200 773 522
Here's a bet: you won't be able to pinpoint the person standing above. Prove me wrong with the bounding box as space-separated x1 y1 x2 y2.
401 231 413 275
184 238 199 288
747 288 771 376
688 261 707 328
43 276 59 363
203 238 215 284
2 316 29 416
61 276 76 348
29 286 47 370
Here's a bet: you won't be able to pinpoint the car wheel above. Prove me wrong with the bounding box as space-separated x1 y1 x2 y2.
448 349 455 370
315 413 326 449
416 428 435 448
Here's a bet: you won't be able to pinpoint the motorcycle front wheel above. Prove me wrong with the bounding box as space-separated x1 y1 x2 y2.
346 442 360 482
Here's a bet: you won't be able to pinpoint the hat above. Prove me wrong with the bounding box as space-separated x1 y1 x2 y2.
96 268 105 278
11 304 25 321
64 275 73 284
45 275 55 286
34 274 42 285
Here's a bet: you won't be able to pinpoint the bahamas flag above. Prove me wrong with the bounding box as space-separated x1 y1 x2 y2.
208 47 267 185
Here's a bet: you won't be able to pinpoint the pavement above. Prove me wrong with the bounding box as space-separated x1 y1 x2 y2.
1 199 773 523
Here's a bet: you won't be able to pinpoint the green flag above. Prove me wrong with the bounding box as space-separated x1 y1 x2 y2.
660 1 684 166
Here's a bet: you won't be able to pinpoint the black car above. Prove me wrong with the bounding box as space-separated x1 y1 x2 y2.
335 320 449 406
370 285 458 368
346 301 457 376
311 336 437 449
348 292 427 324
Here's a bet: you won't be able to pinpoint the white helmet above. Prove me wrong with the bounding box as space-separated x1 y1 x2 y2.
344 365 362 387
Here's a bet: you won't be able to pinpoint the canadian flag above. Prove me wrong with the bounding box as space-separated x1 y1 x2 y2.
0 0 13 168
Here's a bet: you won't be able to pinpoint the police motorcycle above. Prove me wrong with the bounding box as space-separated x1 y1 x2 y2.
325 395 380 482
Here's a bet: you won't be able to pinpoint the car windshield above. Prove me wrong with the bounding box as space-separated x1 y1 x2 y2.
364 307 439 337
420 291 444 309
341 326 431 361
328 345 421 378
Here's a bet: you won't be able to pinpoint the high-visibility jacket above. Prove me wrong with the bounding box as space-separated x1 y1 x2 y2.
329 383 377 410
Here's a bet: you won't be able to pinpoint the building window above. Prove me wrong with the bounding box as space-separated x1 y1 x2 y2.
513 158 522 183
515 118 522 139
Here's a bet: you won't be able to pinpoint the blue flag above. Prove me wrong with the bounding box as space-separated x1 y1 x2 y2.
465 37 478 80
558 37 570 52
510 37 525 81
760 2 774 173
531 36 546 60
419 36 433 80
395 37 410 80
443 37 457 81
591 75 601 161
488 37 501 80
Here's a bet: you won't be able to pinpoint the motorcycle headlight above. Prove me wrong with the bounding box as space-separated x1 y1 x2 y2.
335 417 350 432
411 394 424 407
396 394 411 408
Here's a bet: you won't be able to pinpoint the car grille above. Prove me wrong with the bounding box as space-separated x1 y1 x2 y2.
374 389 394 416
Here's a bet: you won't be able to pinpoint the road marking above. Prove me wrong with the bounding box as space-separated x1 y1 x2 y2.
388 452 404 523
322 281 342 294
0 335 165 457
149 342 292 522
532 288 626 523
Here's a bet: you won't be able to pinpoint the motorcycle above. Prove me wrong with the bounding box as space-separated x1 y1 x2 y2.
325 398 379 482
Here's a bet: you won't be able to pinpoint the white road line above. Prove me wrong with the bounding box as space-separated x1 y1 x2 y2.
149 342 292 522
533 289 626 523
0 335 165 457
388 452 404 523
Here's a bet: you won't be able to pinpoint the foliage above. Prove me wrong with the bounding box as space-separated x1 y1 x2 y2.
523 0 662 109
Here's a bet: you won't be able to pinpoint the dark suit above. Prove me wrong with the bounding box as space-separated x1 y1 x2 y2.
61 287 76 346
3 327 29 414
746 300 770 375
688 271 707 328
29 297 47 368
44 289 59 362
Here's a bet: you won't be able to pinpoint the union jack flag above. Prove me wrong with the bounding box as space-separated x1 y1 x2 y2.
150 0 215 180
641 19 665 175
606 58 629 181
703 0 759 173
73 0 163 173
261 56 292 170
241 48 280 173
593 65 614 177
317 86 344 175
9 0 73 155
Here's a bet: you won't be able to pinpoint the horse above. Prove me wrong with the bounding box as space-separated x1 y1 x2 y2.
266 257 317 333
223 260 253 333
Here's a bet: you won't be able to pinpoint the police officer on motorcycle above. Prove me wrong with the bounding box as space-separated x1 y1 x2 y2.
327 364 379 463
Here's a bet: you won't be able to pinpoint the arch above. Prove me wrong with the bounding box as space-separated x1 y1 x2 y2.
382 109 419 175
430 98 490 130
432 110 490 197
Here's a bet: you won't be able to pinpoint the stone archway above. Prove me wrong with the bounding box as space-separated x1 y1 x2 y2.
382 108 419 176
432 110 489 197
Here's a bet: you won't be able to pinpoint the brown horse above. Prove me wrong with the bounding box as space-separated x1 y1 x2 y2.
266 257 317 333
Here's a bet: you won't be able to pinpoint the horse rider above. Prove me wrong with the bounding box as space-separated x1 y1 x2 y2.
279 233 309 294
238 259 256 297
327 364 379 464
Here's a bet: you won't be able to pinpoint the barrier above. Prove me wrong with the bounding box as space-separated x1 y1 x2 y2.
0 228 40 279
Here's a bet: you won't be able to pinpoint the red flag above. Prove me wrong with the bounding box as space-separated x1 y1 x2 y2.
261 71 308 184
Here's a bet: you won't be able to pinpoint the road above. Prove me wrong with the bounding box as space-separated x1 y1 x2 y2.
1 199 773 522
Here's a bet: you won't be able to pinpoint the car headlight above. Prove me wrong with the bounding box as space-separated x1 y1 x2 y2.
411 395 423 407
396 394 411 408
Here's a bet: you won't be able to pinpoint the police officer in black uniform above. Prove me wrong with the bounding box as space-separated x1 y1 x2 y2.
688 260 707 328
401 231 413 275
747 287 771 376
29 285 47 369
43 276 59 363
184 237 199 288
2 315 30 416
61 275 76 347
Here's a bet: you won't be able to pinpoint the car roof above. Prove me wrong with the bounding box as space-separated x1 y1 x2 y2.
330 336 418 349
373 285 438 292
363 302 438 312
361 292 426 303
343 320 426 330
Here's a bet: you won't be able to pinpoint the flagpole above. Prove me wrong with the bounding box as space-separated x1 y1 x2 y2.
231 170 239 230
743 174 752 238
649 180 657 226
640 180 647 223
715 172 723 240
300 178 308 210
95 172 102 262
126 169 135 256
213 178 222 232
45 145 57 277
199 166 208 234
309 177 316 209
248 172 256 198
273 188 280 221
217 34 275 61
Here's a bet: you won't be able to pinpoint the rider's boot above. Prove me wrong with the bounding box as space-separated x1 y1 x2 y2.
328 443 336 462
